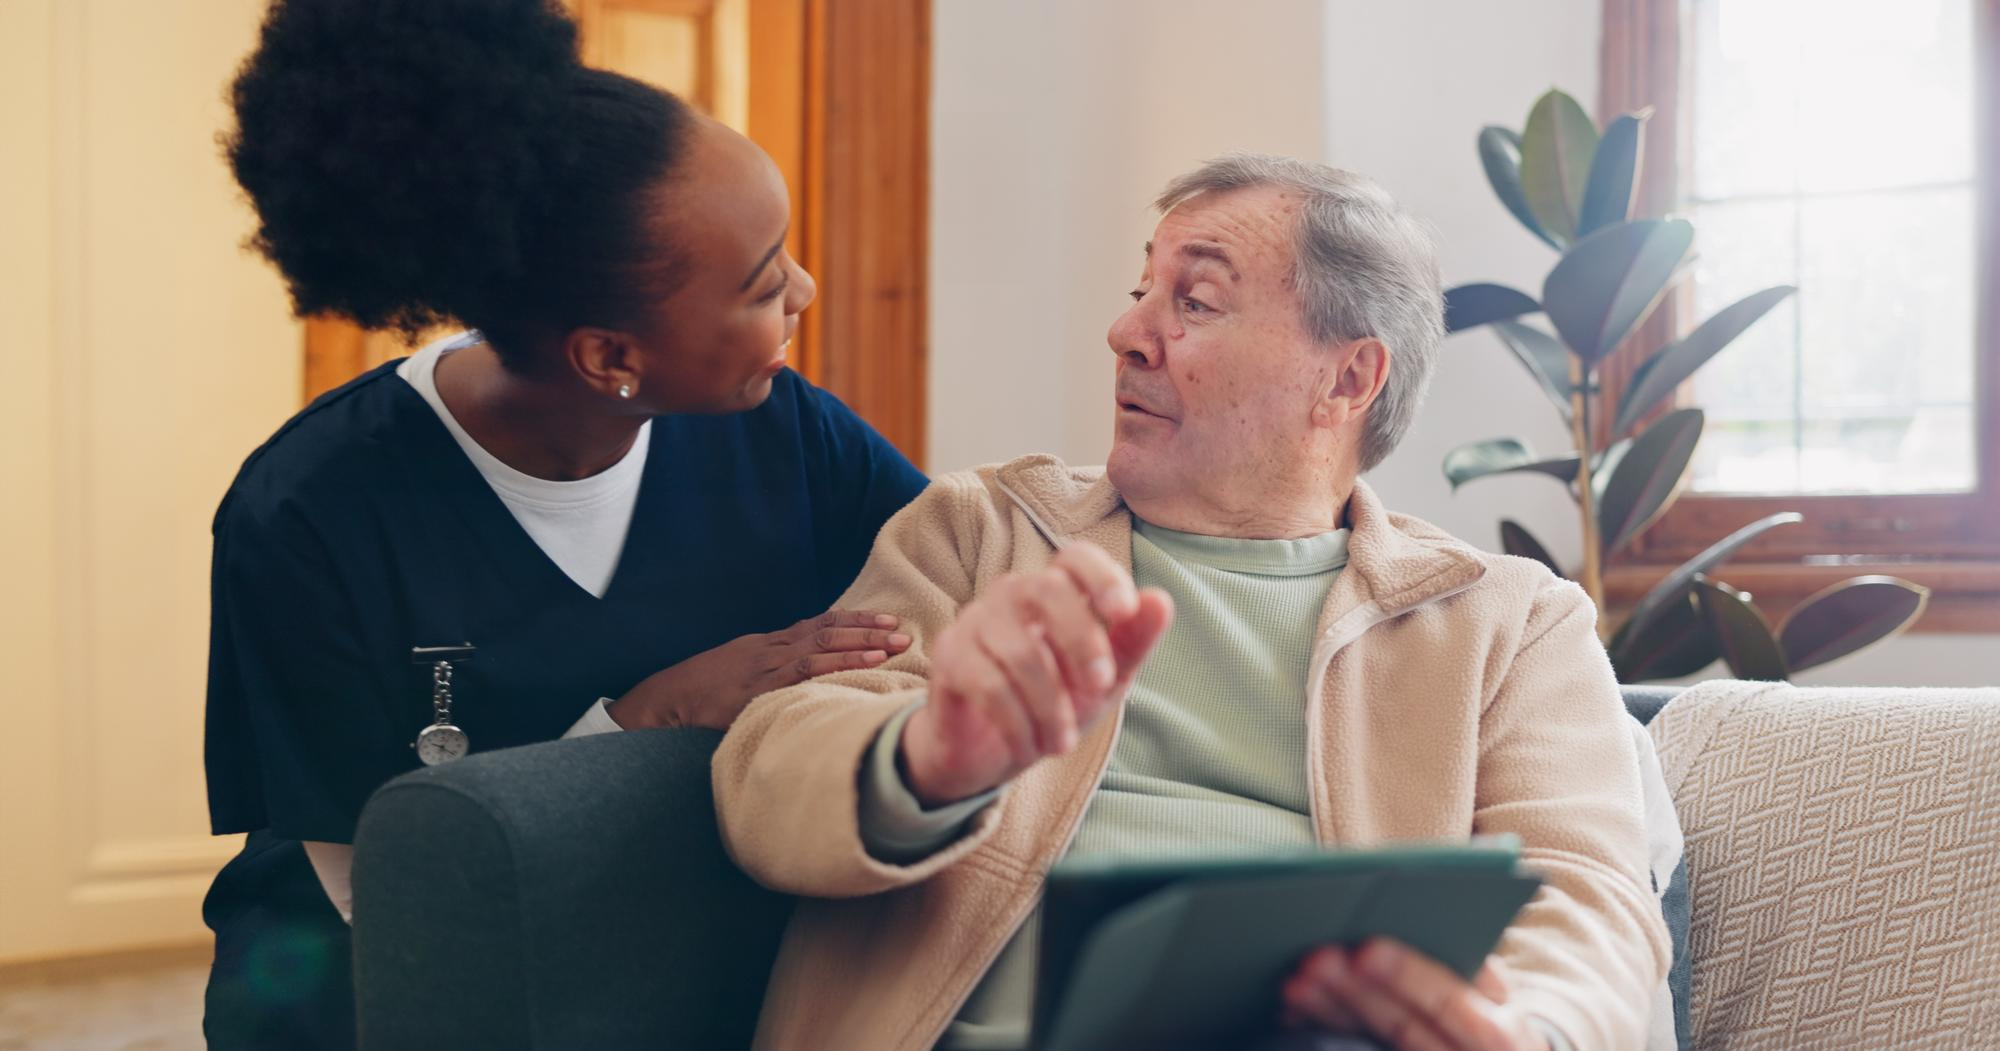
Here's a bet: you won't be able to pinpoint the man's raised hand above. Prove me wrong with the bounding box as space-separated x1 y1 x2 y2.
899 542 1173 806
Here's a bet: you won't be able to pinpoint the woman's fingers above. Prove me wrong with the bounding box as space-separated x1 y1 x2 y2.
794 609 901 636
794 648 890 680
807 626 912 654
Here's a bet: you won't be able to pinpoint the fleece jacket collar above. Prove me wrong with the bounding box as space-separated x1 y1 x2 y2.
989 454 1488 619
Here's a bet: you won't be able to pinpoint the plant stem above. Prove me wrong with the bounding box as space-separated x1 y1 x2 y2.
1570 357 1606 630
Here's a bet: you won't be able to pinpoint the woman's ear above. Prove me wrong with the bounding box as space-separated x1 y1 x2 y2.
563 327 645 401
1310 337 1392 429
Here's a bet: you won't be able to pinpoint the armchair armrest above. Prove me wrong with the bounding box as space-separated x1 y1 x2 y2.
351 728 791 1051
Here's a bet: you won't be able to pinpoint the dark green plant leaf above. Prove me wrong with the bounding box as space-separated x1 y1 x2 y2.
1693 577 1789 681
1577 110 1649 236
1610 511 1803 654
1608 592 1719 683
1592 437 1634 502
1614 285 1796 436
1489 320 1573 421
1597 408 1704 553
1445 283 1542 334
1543 218 1695 364
1518 89 1598 244
1479 126 1561 250
1777 575 1931 673
1499 519 1563 577
1443 439 1581 491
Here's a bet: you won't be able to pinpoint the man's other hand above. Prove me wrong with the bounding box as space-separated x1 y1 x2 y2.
900 541 1173 806
1282 941 1554 1051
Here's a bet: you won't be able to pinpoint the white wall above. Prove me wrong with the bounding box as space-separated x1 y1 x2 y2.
928 0 1328 472
1318 0 1600 563
929 0 1996 688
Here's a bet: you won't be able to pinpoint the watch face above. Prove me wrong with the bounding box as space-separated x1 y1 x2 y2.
416 724 469 765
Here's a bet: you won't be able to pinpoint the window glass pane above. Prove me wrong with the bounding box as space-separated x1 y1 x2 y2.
1794 0 1974 194
1691 0 1974 198
1690 0 1800 198
1796 187 1977 492
1688 199 1800 492
1682 0 1980 498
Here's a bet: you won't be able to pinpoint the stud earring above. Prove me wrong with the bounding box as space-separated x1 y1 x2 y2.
618 383 634 400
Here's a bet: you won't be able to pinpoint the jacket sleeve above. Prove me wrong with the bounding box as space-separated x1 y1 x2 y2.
711 471 1015 898
1476 578 1673 1049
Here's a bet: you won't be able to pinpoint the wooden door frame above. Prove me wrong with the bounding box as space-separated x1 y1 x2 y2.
795 0 928 466
302 0 930 466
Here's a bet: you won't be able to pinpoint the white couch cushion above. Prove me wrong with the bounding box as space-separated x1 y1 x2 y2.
1649 681 2000 1049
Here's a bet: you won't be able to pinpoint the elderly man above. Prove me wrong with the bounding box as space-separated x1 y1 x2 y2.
714 154 1669 1051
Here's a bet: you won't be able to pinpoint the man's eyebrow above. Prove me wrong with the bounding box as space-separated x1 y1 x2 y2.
1177 240 1239 280
739 231 788 292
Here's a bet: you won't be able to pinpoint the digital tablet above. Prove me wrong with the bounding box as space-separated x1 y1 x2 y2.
1030 840 1542 1051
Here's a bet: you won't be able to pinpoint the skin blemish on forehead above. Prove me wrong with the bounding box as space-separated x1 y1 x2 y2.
1158 190 1304 275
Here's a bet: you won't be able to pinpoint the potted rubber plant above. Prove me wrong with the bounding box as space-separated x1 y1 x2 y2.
1443 88 1929 683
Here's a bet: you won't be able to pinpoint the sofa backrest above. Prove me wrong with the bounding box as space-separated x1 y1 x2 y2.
1648 681 2000 1049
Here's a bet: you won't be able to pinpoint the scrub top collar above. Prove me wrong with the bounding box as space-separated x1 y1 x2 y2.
374 364 667 607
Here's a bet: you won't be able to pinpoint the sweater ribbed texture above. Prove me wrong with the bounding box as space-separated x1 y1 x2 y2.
1064 519 1346 857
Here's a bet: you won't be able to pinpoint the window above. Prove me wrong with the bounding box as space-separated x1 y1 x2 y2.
1686 0 1977 495
1601 0 2000 631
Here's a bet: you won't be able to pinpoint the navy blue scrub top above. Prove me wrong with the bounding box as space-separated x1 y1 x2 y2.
200 360 926 1046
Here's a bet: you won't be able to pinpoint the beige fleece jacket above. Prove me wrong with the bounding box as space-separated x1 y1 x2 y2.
713 456 1671 1050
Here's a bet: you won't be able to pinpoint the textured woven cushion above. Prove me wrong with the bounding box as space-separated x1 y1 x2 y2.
1648 681 2000 1049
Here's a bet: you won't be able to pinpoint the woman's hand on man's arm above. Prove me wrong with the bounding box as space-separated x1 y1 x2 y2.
606 610 912 731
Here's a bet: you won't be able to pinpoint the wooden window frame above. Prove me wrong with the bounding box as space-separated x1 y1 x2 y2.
1600 0 2000 632
300 0 929 467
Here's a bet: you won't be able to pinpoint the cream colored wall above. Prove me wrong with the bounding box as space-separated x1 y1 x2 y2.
0 0 303 964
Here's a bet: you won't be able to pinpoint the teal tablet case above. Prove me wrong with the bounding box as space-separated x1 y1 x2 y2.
1030 842 1541 1051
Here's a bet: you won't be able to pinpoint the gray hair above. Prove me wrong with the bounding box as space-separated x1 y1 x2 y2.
1155 153 1444 472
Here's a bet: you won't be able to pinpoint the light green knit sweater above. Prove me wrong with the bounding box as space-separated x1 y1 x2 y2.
859 519 1349 1049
